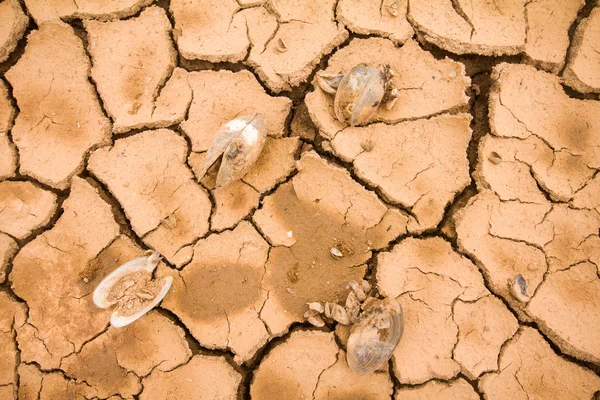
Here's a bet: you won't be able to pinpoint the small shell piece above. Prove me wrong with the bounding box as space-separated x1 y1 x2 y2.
345 291 361 323
346 298 403 374
199 114 267 188
330 303 351 325
333 64 387 126
308 315 326 327
348 280 367 302
93 251 172 328
308 302 325 314
330 247 343 259
510 274 530 303
385 0 400 16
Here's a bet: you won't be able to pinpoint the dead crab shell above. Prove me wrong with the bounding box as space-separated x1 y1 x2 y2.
317 64 398 126
93 251 172 328
346 298 403 375
198 113 267 188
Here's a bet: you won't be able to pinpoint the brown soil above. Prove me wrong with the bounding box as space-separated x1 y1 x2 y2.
1 1 599 399
105 271 165 317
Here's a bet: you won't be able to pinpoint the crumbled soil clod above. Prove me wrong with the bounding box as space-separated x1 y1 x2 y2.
0 181 58 240
10 178 120 369
563 7 600 94
0 0 29 63
85 7 192 133
5 22 112 190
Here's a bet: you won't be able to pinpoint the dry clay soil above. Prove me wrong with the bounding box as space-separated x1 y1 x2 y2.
1 0 600 399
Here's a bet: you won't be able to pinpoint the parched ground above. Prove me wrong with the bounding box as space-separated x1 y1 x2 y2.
1 0 599 399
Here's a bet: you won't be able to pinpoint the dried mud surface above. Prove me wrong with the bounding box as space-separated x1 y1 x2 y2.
0 0 599 399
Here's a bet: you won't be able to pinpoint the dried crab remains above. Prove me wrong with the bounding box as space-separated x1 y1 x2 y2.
197 114 267 188
317 63 399 126
304 280 404 374
93 251 172 328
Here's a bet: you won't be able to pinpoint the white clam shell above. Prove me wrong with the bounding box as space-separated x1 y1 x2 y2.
93 254 159 309
93 252 171 328
346 298 403 374
200 114 267 188
109 276 173 328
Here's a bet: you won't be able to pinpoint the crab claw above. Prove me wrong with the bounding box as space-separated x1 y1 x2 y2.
199 114 267 188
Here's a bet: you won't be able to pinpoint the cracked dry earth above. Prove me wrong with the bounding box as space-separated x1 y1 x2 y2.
1 0 600 399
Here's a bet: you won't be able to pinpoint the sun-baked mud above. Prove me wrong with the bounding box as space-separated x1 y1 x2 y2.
105 271 167 317
6 23 111 189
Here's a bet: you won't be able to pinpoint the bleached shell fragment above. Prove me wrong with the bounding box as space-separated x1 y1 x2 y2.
308 314 326 327
93 252 160 309
510 274 530 303
361 280 372 295
345 291 361 323
110 275 173 328
330 303 351 325
348 280 367 302
324 302 335 319
308 302 325 313
330 247 343 259
347 298 403 374
333 64 387 126
200 114 267 188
